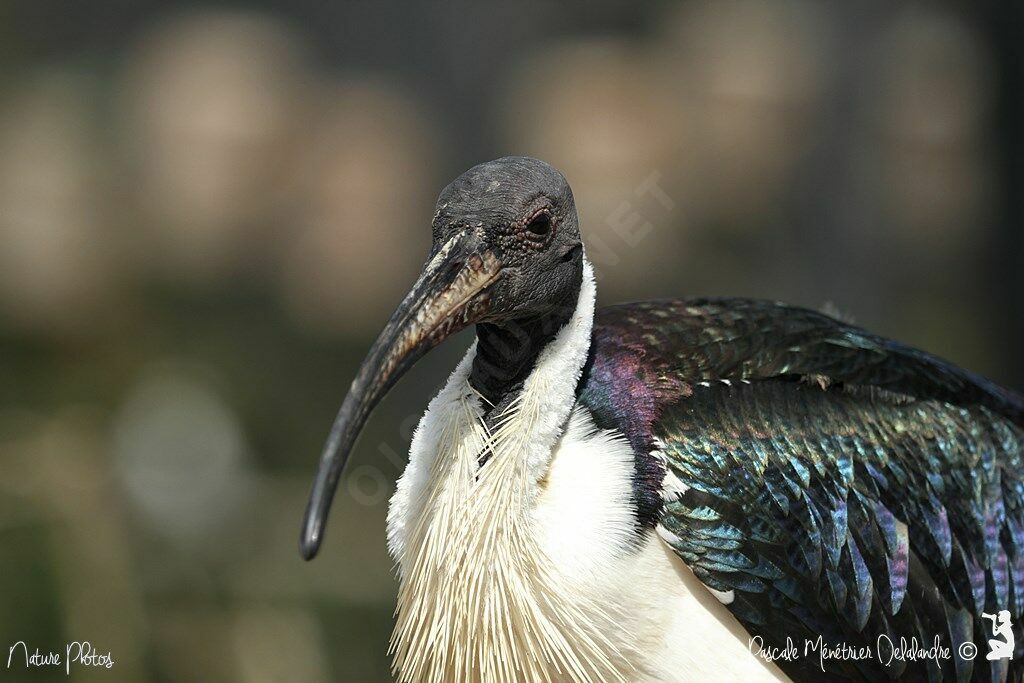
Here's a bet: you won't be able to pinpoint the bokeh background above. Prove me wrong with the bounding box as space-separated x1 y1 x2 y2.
1 1 1022 680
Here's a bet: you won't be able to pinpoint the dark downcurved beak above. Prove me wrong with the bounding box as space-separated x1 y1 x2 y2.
300 234 500 560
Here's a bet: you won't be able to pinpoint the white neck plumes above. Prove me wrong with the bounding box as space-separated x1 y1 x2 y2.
386 259 634 683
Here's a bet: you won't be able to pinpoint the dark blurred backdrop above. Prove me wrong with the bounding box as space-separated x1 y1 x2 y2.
1 1 1021 681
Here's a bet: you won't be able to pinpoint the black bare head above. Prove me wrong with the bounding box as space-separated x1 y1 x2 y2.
300 156 583 560
432 156 583 323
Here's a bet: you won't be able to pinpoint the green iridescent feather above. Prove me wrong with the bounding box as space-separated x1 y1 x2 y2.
579 298 1024 682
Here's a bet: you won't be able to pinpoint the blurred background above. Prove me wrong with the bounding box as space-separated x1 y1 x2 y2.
1 0 1021 680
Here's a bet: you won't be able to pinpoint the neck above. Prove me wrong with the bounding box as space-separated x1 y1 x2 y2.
470 283 579 419
388 258 628 682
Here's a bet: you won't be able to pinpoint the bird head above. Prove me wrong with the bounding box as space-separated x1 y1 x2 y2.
300 156 583 559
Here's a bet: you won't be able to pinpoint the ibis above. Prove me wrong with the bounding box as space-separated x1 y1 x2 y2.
300 157 1023 682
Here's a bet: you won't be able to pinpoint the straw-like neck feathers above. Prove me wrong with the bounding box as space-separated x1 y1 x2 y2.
385 259 645 682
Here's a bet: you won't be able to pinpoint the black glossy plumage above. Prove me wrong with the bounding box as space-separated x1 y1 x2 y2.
577 299 1024 682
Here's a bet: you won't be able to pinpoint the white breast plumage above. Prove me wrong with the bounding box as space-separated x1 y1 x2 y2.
385 259 786 682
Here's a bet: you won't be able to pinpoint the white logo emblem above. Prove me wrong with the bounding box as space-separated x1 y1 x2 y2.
981 611 1015 661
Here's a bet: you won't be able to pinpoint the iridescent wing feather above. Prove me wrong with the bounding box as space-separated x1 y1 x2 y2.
578 299 1024 682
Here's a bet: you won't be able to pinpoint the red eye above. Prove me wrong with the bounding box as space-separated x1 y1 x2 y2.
526 211 552 239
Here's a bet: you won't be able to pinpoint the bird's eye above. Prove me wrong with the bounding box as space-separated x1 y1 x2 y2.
525 211 552 239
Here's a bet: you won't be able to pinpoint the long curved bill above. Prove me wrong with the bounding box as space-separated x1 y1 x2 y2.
300 235 501 560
